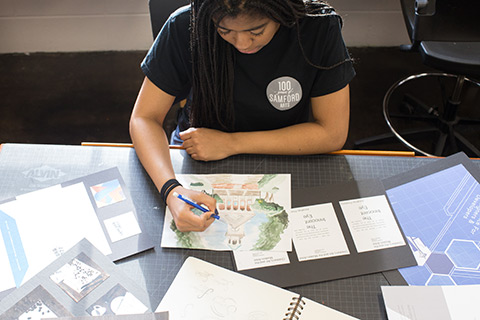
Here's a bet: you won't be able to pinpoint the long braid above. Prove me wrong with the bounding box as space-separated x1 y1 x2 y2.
189 0 352 129
191 0 235 130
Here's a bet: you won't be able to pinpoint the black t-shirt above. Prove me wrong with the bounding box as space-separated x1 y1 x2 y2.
141 5 355 133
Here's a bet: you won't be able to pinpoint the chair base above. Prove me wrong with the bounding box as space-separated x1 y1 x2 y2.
355 72 480 157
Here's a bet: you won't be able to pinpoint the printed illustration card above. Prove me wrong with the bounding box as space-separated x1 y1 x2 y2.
0 167 154 297
339 195 406 253
0 285 73 319
291 203 350 261
234 179 416 288
161 174 292 251
49 252 109 302
383 152 480 286
0 239 152 318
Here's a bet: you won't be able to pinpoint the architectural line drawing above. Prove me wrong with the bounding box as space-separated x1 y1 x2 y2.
162 174 292 252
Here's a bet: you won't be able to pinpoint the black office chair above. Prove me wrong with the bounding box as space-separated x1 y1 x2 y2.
148 0 189 38
355 0 480 157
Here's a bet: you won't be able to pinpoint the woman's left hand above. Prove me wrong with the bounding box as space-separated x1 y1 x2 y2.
179 127 235 161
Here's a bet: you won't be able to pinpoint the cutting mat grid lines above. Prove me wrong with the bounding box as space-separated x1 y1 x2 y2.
3 144 479 319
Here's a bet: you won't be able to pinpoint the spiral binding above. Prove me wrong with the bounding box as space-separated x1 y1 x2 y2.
283 296 306 320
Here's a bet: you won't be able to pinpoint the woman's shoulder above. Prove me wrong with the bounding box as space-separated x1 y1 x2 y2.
167 5 191 26
297 11 344 50
296 11 350 67
160 5 191 43
299 11 342 33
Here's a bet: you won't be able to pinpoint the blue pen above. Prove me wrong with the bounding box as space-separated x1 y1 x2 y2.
173 192 220 220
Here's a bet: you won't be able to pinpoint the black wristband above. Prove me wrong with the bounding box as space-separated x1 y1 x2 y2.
160 178 182 204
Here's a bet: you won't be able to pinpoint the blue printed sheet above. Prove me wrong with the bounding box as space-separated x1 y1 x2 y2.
387 164 480 285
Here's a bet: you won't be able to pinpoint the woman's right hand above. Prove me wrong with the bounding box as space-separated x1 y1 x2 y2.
165 186 217 232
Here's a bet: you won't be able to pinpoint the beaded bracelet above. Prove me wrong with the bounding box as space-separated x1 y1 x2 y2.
160 178 182 204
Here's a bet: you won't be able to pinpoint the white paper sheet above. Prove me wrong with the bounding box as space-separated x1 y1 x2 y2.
0 183 111 293
382 285 480 320
291 203 350 261
233 250 290 271
103 211 141 243
340 195 405 253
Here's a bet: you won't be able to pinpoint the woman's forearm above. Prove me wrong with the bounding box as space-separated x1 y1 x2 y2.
229 121 347 156
130 116 176 192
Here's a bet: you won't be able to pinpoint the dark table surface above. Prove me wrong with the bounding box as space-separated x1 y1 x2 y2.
1 143 476 319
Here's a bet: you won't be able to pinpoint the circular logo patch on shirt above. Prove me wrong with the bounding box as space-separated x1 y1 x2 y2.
266 76 303 111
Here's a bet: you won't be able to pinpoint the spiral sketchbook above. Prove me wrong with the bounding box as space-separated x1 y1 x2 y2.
155 257 357 319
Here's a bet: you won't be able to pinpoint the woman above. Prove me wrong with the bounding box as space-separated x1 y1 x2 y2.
130 0 355 232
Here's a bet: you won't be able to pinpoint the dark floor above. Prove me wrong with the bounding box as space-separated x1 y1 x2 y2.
1 47 479 156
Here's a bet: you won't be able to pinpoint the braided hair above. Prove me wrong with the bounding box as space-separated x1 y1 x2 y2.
189 0 349 130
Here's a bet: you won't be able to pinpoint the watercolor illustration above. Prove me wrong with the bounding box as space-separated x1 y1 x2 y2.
161 174 291 251
90 179 126 208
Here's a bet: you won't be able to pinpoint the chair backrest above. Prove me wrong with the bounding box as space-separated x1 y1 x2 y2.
148 0 189 39
401 0 480 45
